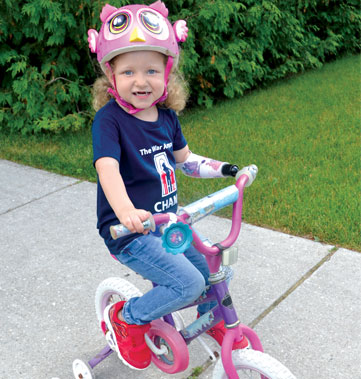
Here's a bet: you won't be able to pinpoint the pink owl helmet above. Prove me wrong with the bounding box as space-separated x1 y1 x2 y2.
87 1 188 114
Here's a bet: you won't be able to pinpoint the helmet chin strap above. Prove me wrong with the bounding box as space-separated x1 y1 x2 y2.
106 57 174 115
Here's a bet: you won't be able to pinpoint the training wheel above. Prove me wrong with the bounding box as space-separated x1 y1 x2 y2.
72 359 94 379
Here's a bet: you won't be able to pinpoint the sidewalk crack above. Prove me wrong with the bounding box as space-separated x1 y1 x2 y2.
0 180 83 216
249 246 339 329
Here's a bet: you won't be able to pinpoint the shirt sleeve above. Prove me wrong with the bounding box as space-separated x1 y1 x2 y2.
92 110 121 166
171 111 187 151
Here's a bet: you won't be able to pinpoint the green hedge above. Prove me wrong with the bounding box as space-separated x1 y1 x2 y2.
1 0 360 134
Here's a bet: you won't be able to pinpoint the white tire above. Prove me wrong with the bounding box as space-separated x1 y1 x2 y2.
72 359 94 379
95 277 185 330
95 277 143 323
213 349 296 379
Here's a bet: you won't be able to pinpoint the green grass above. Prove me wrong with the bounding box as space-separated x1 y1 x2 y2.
1 55 360 250
0 132 95 181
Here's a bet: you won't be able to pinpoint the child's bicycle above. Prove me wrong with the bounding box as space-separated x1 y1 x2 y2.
73 165 296 379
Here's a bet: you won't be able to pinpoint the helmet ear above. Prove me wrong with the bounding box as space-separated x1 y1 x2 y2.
173 20 188 43
149 0 169 17
87 29 98 53
100 4 118 22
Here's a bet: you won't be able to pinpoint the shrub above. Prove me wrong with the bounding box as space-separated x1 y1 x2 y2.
0 0 359 134
175 0 360 105
0 0 129 133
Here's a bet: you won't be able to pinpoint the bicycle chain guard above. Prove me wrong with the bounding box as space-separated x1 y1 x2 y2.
161 222 193 254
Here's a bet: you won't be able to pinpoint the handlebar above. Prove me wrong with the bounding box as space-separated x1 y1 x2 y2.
110 215 156 240
110 164 258 257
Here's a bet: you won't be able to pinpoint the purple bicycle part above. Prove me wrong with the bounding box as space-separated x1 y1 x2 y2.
163 313 176 328
88 345 113 369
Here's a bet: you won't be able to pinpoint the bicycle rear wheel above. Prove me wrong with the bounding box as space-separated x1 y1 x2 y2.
213 349 296 379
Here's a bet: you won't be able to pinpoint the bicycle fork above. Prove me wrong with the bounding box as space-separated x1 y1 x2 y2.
192 270 265 378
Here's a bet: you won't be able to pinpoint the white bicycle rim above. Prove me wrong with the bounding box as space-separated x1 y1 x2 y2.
72 359 94 379
94 277 185 329
213 349 296 379
94 277 143 323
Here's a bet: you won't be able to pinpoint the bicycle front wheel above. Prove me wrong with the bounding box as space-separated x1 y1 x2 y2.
213 349 296 379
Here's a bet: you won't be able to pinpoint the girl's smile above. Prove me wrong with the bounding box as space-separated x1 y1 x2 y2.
133 91 151 98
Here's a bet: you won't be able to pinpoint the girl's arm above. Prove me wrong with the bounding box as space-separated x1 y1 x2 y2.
173 145 191 163
174 145 237 178
95 157 150 233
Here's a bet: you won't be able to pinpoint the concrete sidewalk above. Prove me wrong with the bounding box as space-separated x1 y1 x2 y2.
0 159 360 379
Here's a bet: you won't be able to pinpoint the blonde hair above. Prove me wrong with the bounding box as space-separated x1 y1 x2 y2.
92 64 188 113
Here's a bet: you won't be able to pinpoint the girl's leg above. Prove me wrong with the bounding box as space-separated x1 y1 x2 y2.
114 234 206 325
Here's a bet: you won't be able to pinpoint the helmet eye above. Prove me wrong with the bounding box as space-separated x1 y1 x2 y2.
110 12 130 34
140 11 162 34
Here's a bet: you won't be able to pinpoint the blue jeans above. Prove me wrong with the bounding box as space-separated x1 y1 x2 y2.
114 233 227 325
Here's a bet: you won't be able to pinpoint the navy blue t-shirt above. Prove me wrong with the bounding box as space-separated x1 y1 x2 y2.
92 99 187 255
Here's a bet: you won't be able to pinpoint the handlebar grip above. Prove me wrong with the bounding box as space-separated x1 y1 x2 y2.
236 164 258 187
110 215 156 240
221 164 239 177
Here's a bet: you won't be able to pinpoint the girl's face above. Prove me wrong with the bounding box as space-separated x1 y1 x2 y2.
108 50 166 116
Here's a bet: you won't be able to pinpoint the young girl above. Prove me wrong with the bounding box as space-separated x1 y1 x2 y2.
88 1 241 371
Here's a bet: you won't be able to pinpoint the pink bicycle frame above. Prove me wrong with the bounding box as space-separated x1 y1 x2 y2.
152 171 265 378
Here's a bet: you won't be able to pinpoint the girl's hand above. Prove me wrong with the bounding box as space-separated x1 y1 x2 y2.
95 158 152 235
118 208 152 235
